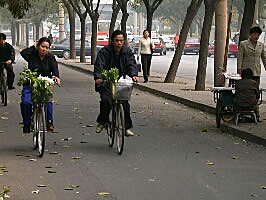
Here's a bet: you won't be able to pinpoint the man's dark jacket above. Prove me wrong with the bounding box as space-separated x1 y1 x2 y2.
93 44 138 82
0 42 15 63
234 79 260 110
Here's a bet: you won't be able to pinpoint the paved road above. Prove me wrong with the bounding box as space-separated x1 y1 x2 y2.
0 56 265 199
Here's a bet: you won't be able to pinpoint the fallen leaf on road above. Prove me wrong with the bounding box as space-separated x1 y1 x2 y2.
29 159 37 162
62 137 72 141
32 190 40 194
16 154 24 157
0 117 8 120
0 131 5 133
148 179 156 182
250 194 257 197
261 186 266 189
80 141 88 144
64 188 73 191
48 170 56 173
72 157 81 160
0 165 6 168
49 152 59 155
97 192 111 196
201 128 208 132
215 147 222 150
163 102 168 105
45 166 53 168
82 133 91 136
81 126 86 128
86 124 93 127
71 185 80 188
62 145 70 148
206 161 215 165
37 184 47 187
232 156 239 160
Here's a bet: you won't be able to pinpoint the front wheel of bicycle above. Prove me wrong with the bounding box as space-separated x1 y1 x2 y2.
116 104 125 155
37 107 46 157
1 76 7 106
32 108 38 150
107 108 115 147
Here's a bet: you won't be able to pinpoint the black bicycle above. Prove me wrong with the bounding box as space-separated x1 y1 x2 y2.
0 62 8 106
106 81 133 155
31 76 57 157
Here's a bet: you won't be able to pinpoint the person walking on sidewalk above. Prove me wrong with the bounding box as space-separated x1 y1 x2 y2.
137 30 154 83
237 26 266 86
0 33 16 90
93 30 139 136
20 37 61 133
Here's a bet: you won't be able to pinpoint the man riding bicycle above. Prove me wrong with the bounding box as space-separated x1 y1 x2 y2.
93 30 139 136
0 33 16 90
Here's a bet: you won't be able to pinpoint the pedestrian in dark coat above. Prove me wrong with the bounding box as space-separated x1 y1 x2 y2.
93 30 138 136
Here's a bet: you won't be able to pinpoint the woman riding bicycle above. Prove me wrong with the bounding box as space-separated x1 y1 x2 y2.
20 37 61 133
93 30 138 136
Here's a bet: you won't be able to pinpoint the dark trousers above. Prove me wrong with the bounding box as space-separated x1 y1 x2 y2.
141 54 152 81
97 91 133 130
20 86 53 125
1 64 15 87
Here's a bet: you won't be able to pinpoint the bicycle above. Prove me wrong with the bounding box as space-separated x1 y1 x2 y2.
31 76 57 157
106 81 134 155
0 62 8 106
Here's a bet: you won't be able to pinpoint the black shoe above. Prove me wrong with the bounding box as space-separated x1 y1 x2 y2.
47 120 54 132
8 86 15 90
23 125 31 133
144 80 148 83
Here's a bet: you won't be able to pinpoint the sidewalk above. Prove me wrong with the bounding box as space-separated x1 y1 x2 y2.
53 58 265 146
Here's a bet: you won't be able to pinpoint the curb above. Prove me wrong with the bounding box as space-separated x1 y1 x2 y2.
59 61 266 147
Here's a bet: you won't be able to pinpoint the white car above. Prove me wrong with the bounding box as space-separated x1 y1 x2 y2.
160 36 175 51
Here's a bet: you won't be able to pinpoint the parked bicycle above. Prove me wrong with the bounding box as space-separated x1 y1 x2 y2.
0 62 8 106
106 81 134 155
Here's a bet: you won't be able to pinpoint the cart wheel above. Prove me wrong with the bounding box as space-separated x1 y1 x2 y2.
216 100 222 128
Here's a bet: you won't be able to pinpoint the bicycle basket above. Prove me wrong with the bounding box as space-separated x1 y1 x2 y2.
111 82 133 100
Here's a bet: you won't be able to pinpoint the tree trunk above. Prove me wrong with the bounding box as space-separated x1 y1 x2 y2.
146 8 153 34
121 12 129 36
237 11 242 32
35 22 40 40
109 0 120 43
214 0 227 87
11 21 16 46
59 0 65 40
80 17 86 63
66 3 76 59
91 16 99 65
16 22 20 46
239 0 256 44
26 23 29 47
164 0 203 83
195 0 217 91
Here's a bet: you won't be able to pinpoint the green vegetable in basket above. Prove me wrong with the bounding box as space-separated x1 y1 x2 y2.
102 68 119 83
18 67 53 103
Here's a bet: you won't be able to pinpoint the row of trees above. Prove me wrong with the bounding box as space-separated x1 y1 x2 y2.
0 0 264 90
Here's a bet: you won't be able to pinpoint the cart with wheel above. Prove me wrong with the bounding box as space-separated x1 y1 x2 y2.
212 87 235 128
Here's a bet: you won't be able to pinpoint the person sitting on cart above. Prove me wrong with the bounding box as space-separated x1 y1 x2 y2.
233 68 260 120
